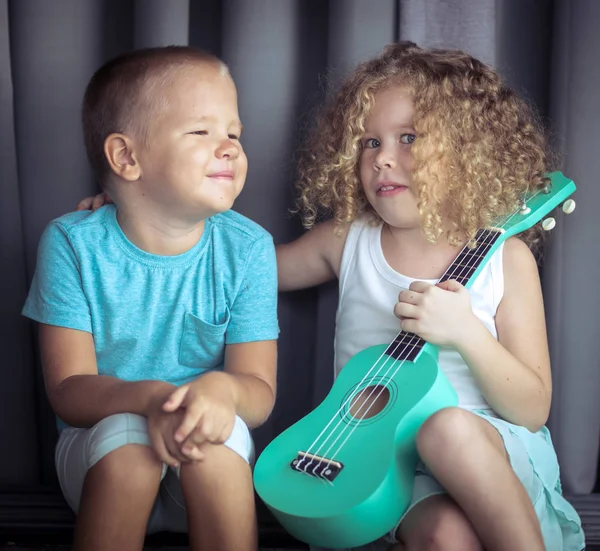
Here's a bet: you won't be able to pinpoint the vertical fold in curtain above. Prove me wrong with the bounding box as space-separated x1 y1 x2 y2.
0 0 38 485
399 0 496 66
220 0 315 448
9 0 106 484
545 0 600 495
134 0 189 49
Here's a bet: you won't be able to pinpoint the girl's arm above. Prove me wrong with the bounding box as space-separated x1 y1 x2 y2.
396 237 552 432
276 219 349 291
454 237 552 431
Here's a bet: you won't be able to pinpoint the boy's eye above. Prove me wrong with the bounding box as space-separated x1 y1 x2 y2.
400 133 416 145
191 130 208 136
228 134 240 140
364 138 380 148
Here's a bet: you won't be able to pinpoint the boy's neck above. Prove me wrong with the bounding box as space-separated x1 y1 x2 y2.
115 206 206 256
381 223 464 280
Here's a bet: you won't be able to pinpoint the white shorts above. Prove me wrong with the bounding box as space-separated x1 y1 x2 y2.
55 412 254 533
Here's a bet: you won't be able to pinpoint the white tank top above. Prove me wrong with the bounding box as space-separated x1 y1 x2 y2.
334 218 505 412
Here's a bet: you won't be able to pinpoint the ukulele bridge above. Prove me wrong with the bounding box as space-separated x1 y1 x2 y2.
290 451 344 482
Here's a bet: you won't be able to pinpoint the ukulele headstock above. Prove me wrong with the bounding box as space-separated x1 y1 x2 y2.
500 171 576 239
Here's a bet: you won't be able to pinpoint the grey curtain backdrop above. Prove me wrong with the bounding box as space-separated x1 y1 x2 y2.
1 0 598 522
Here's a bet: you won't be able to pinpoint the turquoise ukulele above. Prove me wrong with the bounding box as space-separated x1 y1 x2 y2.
254 171 576 548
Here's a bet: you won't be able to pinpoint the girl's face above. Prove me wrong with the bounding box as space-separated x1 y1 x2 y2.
359 85 422 230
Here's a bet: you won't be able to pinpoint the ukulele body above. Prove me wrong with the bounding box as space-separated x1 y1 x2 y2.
253 342 458 548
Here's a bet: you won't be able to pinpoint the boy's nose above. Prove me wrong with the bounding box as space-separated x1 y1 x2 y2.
216 139 239 159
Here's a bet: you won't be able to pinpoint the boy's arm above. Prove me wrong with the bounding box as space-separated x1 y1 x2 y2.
40 324 175 428
169 340 277 434
276 219 349 291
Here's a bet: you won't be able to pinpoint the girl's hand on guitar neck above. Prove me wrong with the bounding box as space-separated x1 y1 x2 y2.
394 279 479 348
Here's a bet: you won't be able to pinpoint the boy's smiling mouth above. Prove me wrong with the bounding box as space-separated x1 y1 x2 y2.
207 170 235 180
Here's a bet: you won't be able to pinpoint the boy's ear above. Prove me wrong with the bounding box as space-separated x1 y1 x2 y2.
104 133 141 181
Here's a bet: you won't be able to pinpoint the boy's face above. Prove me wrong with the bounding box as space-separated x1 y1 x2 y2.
134 63 247 221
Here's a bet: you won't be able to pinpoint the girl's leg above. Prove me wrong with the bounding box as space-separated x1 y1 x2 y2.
179 443 257 551
415 407 544 551
73 443 163 551
390 494 482 551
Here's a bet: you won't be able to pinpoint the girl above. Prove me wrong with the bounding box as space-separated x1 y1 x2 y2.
78 42 584 550
276 42 584 551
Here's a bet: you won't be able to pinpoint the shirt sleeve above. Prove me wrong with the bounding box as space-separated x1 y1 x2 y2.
226 233 279 344
22 221 92 333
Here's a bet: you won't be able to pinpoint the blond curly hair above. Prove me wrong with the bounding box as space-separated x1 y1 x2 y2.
296 41 553 250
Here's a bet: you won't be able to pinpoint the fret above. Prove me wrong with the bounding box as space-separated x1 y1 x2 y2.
439 229 500 285
384 332 426 361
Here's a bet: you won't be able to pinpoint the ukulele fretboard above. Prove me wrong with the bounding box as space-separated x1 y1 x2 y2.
384 229 502 361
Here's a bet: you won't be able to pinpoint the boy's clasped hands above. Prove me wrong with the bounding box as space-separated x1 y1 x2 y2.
147 372 236 467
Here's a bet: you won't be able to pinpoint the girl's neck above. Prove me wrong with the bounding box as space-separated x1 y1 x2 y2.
381 223 464 280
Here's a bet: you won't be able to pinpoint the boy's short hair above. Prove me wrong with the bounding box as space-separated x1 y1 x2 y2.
82 46 228 187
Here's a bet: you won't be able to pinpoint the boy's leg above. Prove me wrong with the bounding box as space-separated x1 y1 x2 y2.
180 444 257 551
164 415 256 551
415 407 544 551
73 443 162 551
56 413 164 551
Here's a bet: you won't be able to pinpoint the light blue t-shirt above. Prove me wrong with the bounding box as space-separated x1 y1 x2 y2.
23 205 279 392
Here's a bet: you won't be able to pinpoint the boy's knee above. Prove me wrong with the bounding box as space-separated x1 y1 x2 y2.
87 413 152 468
91 440 163 493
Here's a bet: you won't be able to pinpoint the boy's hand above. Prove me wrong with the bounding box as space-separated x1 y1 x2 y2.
76 192 112 212
394 280 478 347
146 390 203 467
162 373 236 460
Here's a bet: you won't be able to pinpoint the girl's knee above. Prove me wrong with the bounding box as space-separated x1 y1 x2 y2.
419 526 482 551
416 408 485 463
422 516 482 551
401 497 482 551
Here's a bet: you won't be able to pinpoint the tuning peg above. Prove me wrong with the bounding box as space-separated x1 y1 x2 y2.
542 217 556 231
519 203 531 214
562 199 576 214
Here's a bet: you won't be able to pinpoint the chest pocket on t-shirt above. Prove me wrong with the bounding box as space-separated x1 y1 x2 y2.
178 310 228 370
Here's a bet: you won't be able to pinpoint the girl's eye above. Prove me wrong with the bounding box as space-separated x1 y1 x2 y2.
228 134 240 140
400 133 416 145
364 138 380 148
191 130 208 136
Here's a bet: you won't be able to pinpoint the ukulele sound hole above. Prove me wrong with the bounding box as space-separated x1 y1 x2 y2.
349 385 390 420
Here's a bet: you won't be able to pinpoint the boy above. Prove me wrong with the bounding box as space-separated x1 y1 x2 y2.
22 46 278 551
